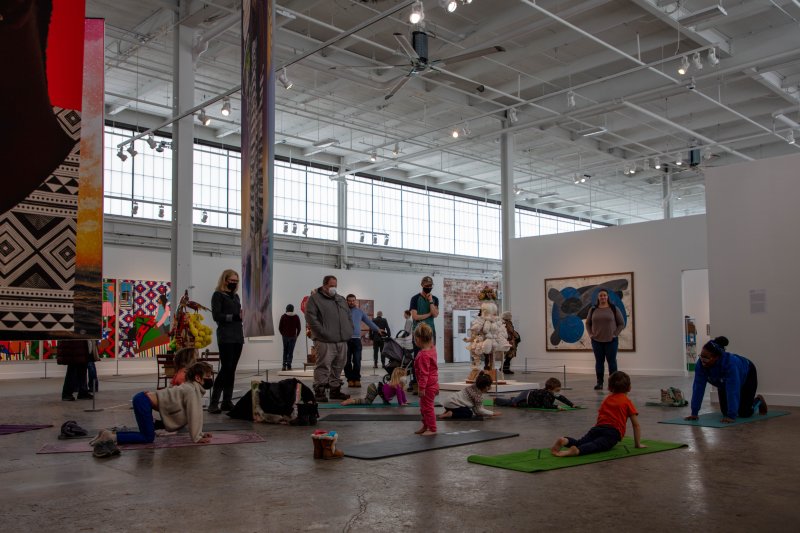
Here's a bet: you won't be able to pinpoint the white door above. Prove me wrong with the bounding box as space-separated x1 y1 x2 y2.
452 309 479 362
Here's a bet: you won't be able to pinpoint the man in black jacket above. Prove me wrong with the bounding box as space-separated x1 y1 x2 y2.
371 311 391 368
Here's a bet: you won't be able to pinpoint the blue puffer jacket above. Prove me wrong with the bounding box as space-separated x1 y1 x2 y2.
690 351 752 419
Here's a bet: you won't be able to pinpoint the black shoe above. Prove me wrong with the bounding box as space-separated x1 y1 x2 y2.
77 392 94 400
594 383 604 391
504 369 514 375
220 401 235 411
207 403 222 414
62 395 75 401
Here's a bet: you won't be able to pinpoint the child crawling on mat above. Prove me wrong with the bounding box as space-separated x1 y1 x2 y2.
341 368 409 406
495 377 577 410
438 372 501 420
551 371 644 457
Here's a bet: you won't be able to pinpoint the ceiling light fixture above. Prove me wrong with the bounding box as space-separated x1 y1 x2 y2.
392 143 400 157
370 151 377 162
514 187 522 195
146 133 158 150
692 52 703 70
654 157 661 170
567 91 576 108
440 0 458 13
678 56 690 76
126 143 138 158
579 126 607 137
675 158 683 166
116 147 128 162
278 67 293 90
384 235 389 245
372 234 378 245
283 221 288 233
221 97 231 116
198 109 211 126
461 123 471 137
409 0 425 24
302 224 308 236
158 204 165 218
201 210 208 223
292 222 297 234
156 141 167 153
788 130 796 145
131 201 138 215
707 47 720 66
451 128 459 138
359 232 365 243
507 107 518 124
677 4 728 27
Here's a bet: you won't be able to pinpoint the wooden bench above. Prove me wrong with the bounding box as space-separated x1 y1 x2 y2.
156 353 176 389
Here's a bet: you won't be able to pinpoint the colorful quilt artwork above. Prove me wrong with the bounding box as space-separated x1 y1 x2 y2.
117 280 171 358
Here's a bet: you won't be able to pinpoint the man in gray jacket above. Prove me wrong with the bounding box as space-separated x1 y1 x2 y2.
305 275 354 402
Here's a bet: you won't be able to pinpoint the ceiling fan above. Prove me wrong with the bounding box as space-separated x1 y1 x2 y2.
330 30 505 100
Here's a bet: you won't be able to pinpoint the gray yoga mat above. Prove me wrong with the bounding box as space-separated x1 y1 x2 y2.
344 429 519 460
320 413 484 422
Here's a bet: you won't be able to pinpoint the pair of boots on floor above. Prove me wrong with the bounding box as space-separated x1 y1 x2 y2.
311 430 343 459
314 384 349 403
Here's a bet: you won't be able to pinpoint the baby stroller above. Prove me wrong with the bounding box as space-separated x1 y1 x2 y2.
381 333 414 384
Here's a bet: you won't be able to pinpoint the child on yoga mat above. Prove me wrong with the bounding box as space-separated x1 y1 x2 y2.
495 377 576 410
170 347 198 386
89 362 215 455
341 368 409 406
551 371 644 457
413 323 439 436
438 372 500 419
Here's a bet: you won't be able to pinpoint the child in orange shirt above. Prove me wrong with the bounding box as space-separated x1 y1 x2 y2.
551 371 645 456
413 323 438 436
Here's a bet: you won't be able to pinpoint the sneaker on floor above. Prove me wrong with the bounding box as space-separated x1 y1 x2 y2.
93 440 120 458
89 429 114 447
593 383 604 391
755 394 768 415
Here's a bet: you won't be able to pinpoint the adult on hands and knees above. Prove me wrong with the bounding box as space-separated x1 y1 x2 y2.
685 336 768 424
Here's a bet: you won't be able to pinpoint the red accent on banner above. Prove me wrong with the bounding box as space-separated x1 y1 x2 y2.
46 0 87 110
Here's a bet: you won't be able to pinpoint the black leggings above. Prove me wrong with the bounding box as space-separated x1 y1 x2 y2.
718 362 758 418
210 342 243 405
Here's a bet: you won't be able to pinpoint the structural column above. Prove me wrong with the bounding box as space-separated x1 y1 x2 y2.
500 120 515 312
662 171 673 219
171 3 195 298
337 178 348 269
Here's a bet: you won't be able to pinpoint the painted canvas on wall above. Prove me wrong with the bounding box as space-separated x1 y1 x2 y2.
545 272 635 351
117 280 171 358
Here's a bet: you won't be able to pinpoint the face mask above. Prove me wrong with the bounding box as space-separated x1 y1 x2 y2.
328 287 337 296
202 378 214 390
422 287 432 294
227 282 238 291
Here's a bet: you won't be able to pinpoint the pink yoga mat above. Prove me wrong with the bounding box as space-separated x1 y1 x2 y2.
0 424 53 436
37 431 265 454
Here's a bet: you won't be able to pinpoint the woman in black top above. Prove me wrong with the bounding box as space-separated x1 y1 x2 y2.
208 269 244 413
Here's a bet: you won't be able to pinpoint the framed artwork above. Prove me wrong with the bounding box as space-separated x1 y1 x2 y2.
545 272 635 351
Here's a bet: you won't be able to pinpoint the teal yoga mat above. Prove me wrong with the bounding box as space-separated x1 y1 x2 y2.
317 402 419 409
467 437 686 472
659 411 789 428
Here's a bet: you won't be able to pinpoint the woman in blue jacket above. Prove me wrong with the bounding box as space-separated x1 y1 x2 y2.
685 336 768 423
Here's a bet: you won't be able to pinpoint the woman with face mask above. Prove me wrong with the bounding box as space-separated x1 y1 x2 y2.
208 269 245 413
89 362 215 457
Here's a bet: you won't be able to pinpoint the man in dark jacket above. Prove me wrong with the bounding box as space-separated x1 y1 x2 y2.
371 311 391 369
278 304 302 370
57 340 93 401
304 275 354 402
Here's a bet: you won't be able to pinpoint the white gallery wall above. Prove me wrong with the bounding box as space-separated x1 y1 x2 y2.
706 152 800 406
509 215 708 377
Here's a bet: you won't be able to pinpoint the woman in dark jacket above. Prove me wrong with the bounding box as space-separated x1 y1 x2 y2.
57 340 93 401
208 269 244 413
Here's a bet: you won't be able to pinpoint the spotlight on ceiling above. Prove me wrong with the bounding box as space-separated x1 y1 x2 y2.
440 0 457 13
221 97 231 116
675 158 684 166
692 52 703 70
707 47 720 66
514 187 522 195
372 234 378 245
158 204 165 218
131 201 138 215
201 210 208 223
370 151 377 162
461 123 471 137
302 224 308 236
283 221 288 233
409 0 425 24
451 128 459 138
126 143 138 158
392 143 400 157
384 235 389 246
278 67 293 90
359 232 365 243
117 147 128 162
146 133 158 150
156 141 167 153
678 56 690 76
788 130 796 145
567 91 576 108
654 157 661 170
507 107 518 124
291 222 297 234
198 109 211 126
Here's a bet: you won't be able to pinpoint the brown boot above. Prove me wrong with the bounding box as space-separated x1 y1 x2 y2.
329 386 350 401
320 434 344 459
311 435 323 459
314 386 328 403
353 381 361 388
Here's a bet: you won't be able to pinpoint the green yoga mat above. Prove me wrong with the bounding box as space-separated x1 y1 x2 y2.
659 410 789 428
317 402 419 409
467 437 686 472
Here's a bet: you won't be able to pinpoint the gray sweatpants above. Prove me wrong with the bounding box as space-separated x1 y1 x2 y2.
313 341 347 390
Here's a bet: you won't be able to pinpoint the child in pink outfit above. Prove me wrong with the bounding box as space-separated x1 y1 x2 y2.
413 323 438 435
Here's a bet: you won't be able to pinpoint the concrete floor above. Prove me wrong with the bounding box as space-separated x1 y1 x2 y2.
1 365 799 532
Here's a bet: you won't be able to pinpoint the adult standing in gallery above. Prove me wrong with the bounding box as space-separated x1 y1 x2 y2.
344 294 383 388
371 311 391 369
279 304 302 371
305 275 354 402
58 339 93 401
585 288 625 390
208 269 244 413
408 276 439 391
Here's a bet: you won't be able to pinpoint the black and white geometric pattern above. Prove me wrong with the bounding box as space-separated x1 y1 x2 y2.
0 107 81 338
